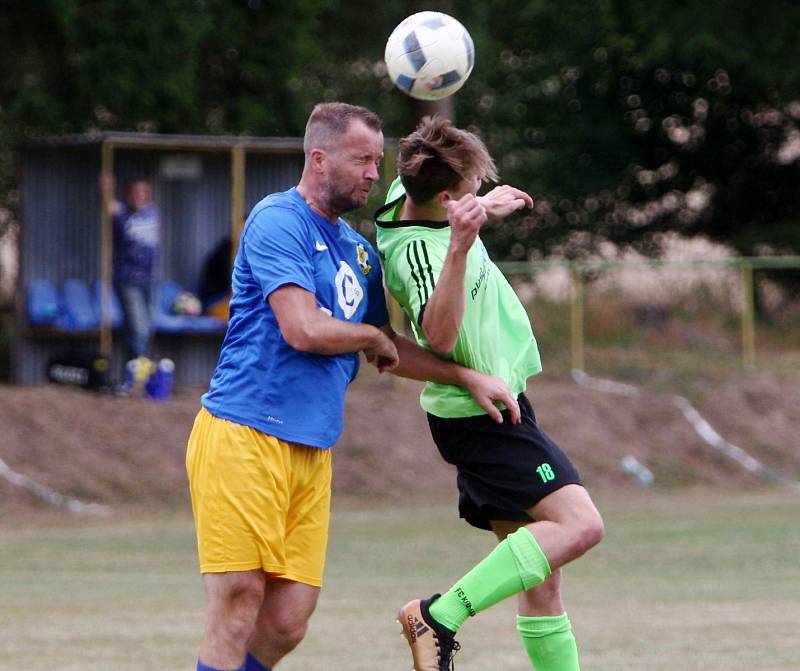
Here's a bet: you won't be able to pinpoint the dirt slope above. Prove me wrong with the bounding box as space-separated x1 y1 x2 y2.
1 366 798 513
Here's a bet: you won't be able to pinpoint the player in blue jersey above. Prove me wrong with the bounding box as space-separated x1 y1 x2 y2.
186 103 521 671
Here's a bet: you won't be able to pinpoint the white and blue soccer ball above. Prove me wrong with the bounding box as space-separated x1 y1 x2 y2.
384 11 475 101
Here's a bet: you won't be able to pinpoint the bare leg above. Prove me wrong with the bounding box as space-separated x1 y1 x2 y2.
246 578 321 668
493 484 604 570
200 570 266 669
491 485 603 671
490 523 567 617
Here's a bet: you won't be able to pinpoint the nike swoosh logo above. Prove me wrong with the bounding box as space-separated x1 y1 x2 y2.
315 241 328 252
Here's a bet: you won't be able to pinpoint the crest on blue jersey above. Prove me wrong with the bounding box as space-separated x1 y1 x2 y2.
356 243 373 275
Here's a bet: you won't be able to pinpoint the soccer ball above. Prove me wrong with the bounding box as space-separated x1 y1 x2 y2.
384 11 475 101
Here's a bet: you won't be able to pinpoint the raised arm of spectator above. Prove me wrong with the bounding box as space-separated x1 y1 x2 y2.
99 173 122 218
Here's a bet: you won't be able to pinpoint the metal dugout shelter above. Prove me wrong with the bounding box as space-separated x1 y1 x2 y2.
16 131 305 386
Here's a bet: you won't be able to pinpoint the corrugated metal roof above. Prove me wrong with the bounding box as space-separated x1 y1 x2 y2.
23 131 305 153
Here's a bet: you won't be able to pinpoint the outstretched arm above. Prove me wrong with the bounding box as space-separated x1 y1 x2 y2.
421 187 534 354
386 325 520 424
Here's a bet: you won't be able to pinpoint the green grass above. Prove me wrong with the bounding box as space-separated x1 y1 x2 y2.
1 488 799 670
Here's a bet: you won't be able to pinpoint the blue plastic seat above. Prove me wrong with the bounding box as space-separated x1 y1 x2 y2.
61 278 98 330
27 279 61 326
153 280 225 334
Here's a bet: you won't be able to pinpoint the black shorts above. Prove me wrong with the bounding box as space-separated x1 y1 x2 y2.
427 394 582 531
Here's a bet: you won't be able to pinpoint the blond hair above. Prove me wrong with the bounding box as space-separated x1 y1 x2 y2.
397 116 498 203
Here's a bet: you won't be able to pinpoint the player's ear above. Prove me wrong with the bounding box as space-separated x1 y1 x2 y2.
309 148 327 173
436 188 454 208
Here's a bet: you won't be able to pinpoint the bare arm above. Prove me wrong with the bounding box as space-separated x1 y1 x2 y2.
268 284 399 372
99 173 122 218
421 187 534 354
420 194 486 354
386 326 520 424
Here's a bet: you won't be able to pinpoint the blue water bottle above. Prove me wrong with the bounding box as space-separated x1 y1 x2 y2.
146 358 175 401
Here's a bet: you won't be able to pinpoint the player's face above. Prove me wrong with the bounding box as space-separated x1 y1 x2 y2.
324 120 384 214
125 181 152 211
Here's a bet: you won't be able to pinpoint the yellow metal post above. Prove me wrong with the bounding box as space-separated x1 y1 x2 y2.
741 263 756 368
99 141 114 358
230 145 246 266
383 145 397 185
570 268 585 372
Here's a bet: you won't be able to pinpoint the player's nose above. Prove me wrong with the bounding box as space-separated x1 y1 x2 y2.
365 163 380 181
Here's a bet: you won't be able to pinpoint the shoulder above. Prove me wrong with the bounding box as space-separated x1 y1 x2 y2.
339 221 375 252
114 204 133 223
250 188 303 218
385 226 448 252
246 189 310 236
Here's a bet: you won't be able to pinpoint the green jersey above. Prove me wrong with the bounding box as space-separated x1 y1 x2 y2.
375 178 542 418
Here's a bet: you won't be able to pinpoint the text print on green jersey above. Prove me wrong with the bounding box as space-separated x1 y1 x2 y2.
470 244 490 300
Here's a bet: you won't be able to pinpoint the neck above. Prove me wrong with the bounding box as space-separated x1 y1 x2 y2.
297 179 338 222
399 197 446 222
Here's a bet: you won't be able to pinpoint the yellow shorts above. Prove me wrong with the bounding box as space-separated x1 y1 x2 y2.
186 407 332 587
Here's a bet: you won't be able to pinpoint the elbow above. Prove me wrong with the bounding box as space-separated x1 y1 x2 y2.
429 340 454 356
282 323 316 352
424 330 456 355
420 309 459 354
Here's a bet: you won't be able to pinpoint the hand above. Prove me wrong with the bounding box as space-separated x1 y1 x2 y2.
463 371 521 424
363 331 399 373
446 194 487 253
477 185 533 220
99 173 115 192
99 173 122 217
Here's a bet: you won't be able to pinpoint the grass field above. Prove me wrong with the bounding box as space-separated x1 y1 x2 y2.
1 487 799 670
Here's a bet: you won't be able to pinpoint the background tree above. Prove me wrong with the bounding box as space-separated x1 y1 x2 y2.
1 0 799 267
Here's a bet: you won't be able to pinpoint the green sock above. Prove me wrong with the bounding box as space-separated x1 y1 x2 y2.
428 527 551 632
517 612 580 671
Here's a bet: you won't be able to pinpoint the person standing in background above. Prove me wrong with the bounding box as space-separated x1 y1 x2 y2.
101 175 160 361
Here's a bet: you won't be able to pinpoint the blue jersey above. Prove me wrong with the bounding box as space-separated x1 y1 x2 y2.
202 187 389 449
113 203 159 287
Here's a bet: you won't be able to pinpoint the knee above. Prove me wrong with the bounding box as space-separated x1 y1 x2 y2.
556 506 604 561
573 509 604 557
208 574 265 642
255 611 309 655
273 616 309 652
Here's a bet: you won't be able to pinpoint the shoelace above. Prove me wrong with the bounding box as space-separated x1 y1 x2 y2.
437 637 461 671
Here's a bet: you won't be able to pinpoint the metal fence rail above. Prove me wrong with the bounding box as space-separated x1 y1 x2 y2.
496 256 800 370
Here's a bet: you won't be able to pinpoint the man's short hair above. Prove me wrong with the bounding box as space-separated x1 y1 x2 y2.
397 116 498 204
303 102 382 156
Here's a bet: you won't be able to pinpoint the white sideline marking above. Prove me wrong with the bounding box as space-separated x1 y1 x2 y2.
571 369 779 482
0 457 112 516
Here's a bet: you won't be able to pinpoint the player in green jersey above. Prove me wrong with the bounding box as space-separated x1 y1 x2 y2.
375 116 604 671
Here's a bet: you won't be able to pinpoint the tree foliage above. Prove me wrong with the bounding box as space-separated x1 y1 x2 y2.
1 0 799 264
